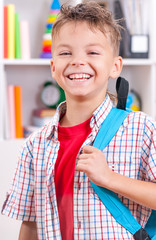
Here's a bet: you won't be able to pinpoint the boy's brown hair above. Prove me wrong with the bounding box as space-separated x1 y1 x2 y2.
52 1 122 55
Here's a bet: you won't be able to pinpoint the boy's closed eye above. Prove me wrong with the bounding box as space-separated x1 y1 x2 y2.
88 51 100 55
59 51 71 56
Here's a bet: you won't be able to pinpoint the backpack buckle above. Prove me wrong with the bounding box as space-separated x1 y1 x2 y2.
133 228 151 240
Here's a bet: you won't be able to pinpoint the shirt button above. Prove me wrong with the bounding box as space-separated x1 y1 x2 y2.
49 162 54 168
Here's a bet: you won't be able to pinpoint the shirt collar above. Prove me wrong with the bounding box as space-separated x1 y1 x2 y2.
44 95 113 139
44 101 67 139
90 94 113 129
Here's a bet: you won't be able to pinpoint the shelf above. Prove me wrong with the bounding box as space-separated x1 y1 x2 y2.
1 58 154 66
123 59 153 66
2 58 51 65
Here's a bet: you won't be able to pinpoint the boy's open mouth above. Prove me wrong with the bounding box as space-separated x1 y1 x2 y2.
67 73 92 81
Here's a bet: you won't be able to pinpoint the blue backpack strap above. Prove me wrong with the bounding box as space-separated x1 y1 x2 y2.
93 107 129 150
145 210 156 239
91 107 154 239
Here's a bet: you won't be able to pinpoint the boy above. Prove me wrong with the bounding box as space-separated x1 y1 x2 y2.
1 2 156 240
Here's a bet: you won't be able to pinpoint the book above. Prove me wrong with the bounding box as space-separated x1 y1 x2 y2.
32 108 56 127
119 0 149 58
14 86 23 138
15 13 21 59
8 85 16 138
7 4 15 59
121 0 149 35
0 72 4 140
141 0 149 35
114 0 131 58
20 21 31 59
3 6 8 58
3 72 10 139
0 71 10 139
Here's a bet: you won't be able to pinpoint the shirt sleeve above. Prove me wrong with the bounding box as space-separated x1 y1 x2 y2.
1 139 36 221
141 116 156 182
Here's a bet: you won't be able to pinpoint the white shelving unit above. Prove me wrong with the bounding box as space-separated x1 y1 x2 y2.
3 58 51 65
1 0 156 239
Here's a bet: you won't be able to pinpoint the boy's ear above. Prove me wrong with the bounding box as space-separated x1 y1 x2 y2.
50 59 56 79
110 56 123 79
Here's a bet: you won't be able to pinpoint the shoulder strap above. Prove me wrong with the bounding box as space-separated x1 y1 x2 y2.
93 107 129 150
91 107 155 239
116 77 129 110
92 107 141 235
145 211 156 240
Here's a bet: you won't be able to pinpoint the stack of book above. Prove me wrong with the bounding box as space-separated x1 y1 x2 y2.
3 4 31 59
40 0 60 58
0 71 23 139
32 108 56 127
5 85 56 139
23 108 56 138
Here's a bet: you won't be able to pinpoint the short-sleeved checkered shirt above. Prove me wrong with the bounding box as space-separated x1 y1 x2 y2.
2 95 156 240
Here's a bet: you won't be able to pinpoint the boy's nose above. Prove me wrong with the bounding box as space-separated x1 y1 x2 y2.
70 56 86 66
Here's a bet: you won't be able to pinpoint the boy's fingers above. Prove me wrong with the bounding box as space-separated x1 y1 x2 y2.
77 159 87 166
78 153 90 160
82 145 97 153
76 160 88 172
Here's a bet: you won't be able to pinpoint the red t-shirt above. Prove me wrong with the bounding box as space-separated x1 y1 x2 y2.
54 118 91 240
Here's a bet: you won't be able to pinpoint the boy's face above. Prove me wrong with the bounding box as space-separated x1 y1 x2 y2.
51 21 122 103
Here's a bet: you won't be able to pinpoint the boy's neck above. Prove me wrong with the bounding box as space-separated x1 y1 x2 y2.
59 96 106 127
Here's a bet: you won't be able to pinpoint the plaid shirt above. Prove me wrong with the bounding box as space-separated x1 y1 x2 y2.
2 95 156 240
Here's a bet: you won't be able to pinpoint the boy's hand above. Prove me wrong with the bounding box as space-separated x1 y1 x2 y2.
76 145 113 187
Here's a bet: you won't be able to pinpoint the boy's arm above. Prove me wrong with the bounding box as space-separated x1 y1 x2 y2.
76 145 156 210
19 221 38 240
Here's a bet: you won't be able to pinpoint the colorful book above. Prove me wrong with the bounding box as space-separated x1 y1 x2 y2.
32 108 56 127
3 6 8 58
8 85 16 138
15 13 21 59
3 72 10 139
20 21 31 59
0 73 4 140
7 4 15 59
14 86 23 138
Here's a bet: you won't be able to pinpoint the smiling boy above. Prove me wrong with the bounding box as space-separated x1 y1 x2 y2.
2 2 156 240
50 20 121 121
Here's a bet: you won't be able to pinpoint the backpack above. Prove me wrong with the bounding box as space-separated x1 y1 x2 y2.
91 77 156 240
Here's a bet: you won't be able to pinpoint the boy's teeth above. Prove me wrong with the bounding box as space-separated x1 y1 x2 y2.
68 73 91 80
